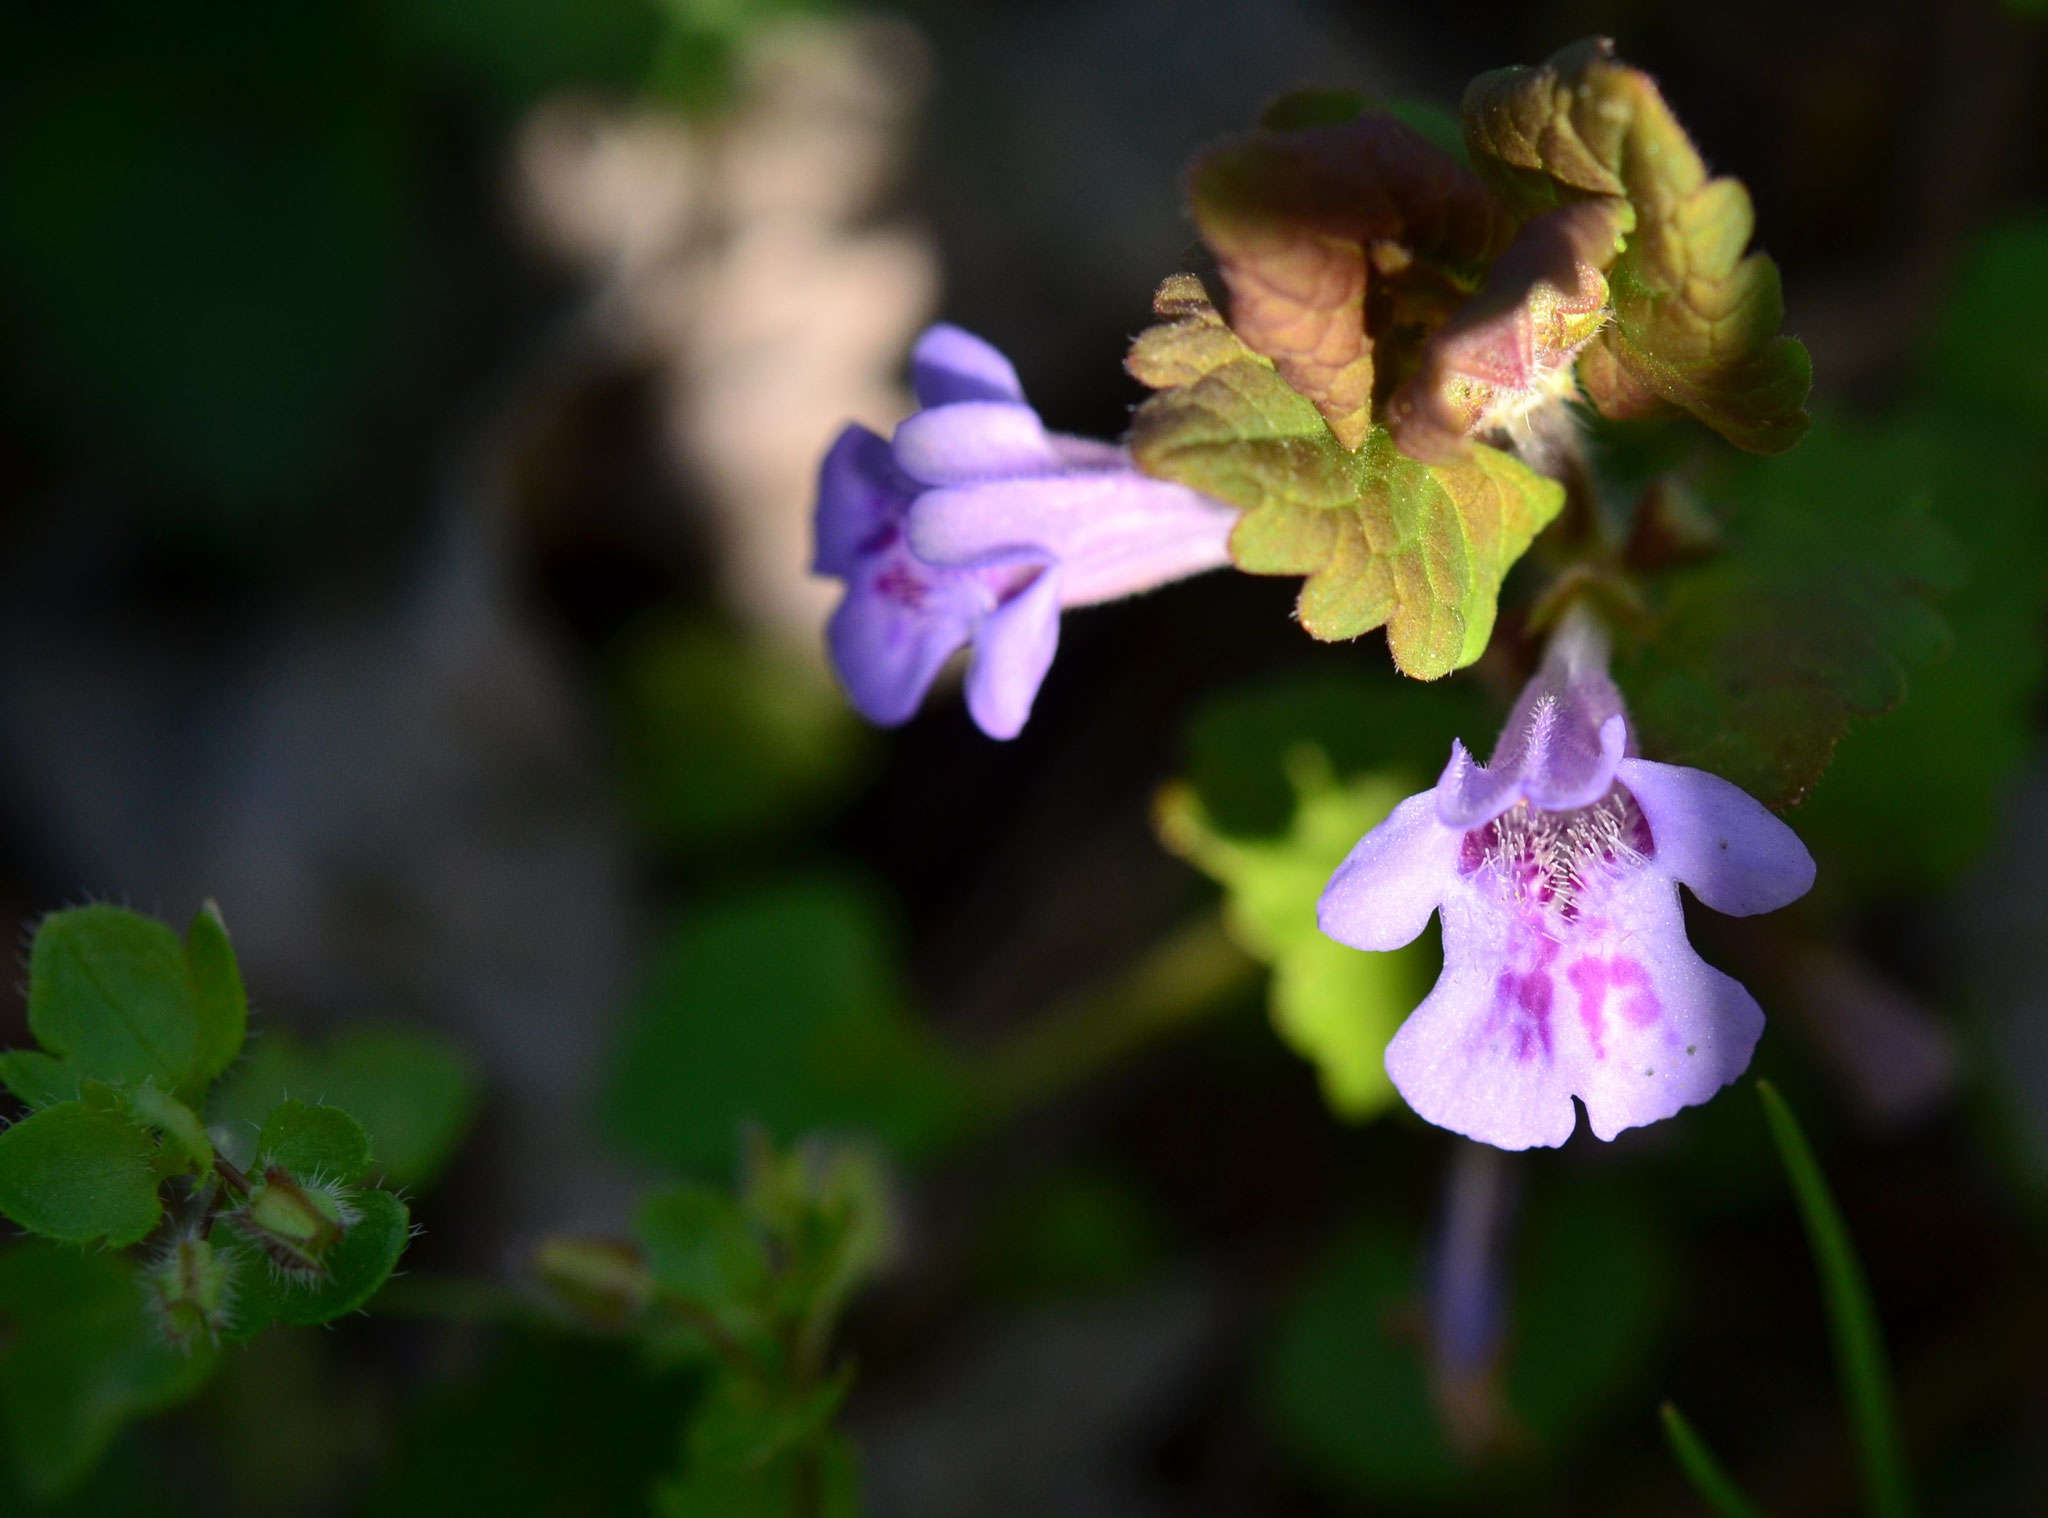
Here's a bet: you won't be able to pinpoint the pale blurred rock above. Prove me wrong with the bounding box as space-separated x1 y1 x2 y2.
515 17 939 653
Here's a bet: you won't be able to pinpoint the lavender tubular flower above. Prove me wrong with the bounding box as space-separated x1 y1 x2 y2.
1317 609 1815 1149
814 325 1238 739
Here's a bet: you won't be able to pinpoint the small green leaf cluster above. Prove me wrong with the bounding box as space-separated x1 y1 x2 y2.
0 904 432 1496
534 1133 891 1515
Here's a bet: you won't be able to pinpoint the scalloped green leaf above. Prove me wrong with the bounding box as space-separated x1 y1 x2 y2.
1157 758 1429 1119
1187 111 1510 447
0 1102 161 1247
14 904 250 1105
1463 37 1810 453
26 908 194 1092
1130 278 1564 678
257 1100 374 1186
1734 410 2046 877
226 1186 410 1337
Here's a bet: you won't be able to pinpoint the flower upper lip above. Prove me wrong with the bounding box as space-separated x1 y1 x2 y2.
1435 605 1631 828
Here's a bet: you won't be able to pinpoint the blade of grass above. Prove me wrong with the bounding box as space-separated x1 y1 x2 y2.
1756 1080 1914 1518
1660 1402 1771 1518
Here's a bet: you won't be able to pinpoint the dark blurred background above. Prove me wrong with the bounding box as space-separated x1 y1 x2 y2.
1 0 2046 1512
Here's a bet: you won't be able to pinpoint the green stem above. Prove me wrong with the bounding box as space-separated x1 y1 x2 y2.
1660 1403 1771 1518
1757 1081 1915 1518
967 909 1259 1117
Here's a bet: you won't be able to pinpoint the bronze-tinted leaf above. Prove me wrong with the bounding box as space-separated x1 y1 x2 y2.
1127 279 1563 678
1188 113 1511 448
1463 38 1811 453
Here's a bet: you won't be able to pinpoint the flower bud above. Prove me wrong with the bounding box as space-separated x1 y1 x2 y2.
145 1235 232 1350
234 1165 355 1275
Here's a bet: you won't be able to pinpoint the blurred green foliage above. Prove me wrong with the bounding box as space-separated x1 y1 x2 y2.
1661 1403 1771 1518
603 876 965 1178
0 1 415 516
1263 1188 1671 1504
360 1333 697 1517
1618 216 2048 868
1614 428 1963 813
1163 669 1484 1121
976 1168 1170 1300
1793 219 2048 888
0 1246 216 1500
0 0 806 523
388 0 664 105
1758 1082 1913 1518
643 1139 885 1515
614 619 874 851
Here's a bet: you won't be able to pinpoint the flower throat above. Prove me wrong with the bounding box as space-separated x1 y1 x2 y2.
1458 786 1656 933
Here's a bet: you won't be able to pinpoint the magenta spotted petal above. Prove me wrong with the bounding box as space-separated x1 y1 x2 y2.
1371 818 1768 1148
1318 618 1814 1149
813 325 1236 740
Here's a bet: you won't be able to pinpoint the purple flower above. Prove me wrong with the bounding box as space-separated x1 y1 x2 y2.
814 325 1238 739
1317 609 1816 1149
